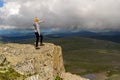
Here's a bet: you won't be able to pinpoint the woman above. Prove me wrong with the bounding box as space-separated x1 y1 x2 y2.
33 17 45 49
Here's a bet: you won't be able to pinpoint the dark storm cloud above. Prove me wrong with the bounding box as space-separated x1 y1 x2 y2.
0 0 120 30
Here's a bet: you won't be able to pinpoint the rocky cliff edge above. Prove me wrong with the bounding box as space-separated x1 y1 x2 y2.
0 43 89 80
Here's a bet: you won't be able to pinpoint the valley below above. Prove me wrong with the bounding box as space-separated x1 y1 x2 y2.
1 30 120 80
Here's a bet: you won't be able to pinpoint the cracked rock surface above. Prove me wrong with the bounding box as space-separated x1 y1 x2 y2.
0 43 89 80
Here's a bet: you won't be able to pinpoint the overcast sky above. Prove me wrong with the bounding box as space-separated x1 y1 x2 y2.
0 0 120 31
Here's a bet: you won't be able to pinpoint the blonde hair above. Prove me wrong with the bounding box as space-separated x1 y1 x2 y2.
34 17 39 23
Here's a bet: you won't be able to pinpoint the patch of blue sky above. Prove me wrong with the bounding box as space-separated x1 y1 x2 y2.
0 0 4 7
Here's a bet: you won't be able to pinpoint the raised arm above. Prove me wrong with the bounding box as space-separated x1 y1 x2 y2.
39 20 45 23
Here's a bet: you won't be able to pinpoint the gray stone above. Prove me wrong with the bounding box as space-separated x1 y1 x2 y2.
25 75 40 80
14 60 35 75
0 43 89 80
0 54 6 65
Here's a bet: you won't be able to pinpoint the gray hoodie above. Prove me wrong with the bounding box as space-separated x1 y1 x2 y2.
33 21 43 35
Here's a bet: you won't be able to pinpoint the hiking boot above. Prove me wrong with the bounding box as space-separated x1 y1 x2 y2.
35 46 40 49
40 43 44 46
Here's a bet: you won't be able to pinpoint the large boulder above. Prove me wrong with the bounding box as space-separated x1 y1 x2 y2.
0 43 89 80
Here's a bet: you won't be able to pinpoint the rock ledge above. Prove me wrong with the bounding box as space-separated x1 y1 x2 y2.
0 43 89 80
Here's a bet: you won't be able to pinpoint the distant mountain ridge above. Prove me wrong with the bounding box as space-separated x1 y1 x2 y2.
0 29 120 43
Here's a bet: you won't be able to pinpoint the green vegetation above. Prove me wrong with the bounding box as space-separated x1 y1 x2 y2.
0 68 26 80
27 72 38 77
45 37 120 75
55 75 62 80
0 41 3 44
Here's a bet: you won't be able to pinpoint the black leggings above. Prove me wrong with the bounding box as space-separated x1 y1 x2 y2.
35 32 43 47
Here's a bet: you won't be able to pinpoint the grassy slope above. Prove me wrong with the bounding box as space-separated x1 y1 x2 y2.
45 37 120 75
0 68 26 80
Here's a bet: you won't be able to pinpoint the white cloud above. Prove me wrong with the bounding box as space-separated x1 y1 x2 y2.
0 2 20 17
0 0 120 30
0 25 16 29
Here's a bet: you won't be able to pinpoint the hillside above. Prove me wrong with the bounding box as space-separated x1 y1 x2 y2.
91 35 120 43
0 43 88 80
45 37 120 79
